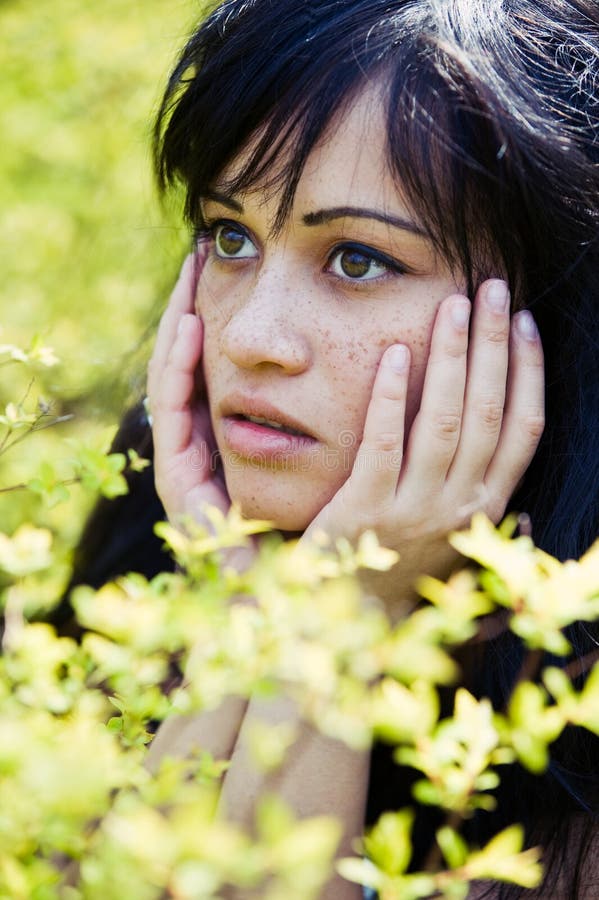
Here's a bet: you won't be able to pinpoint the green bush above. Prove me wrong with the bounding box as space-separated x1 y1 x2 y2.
0 0 197 537
0 477 598 898
1 4 598 898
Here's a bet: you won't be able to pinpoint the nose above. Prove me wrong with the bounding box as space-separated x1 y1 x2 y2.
220 267 312 374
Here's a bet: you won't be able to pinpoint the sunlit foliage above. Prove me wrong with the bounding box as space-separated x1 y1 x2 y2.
1 5 598 898
0 500 597 898
0 0 199 536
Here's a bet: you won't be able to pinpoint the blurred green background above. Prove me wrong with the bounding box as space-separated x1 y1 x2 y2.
0 0 202 543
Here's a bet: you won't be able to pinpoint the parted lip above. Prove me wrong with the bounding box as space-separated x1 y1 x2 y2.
220 393 317 439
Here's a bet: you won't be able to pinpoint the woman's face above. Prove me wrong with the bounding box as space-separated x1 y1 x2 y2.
196 89 464 531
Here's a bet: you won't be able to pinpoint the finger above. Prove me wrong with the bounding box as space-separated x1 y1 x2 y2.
448 279 510 487
193 238 210 297
148 249 206 400
152 312 230 522
348 344 410 506
483 309 545 518
152 313 203 467
402 295 470 491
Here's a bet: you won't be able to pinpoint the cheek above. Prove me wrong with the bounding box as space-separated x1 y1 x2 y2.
405 337 433 430
328 312 435 447
195 281 223 374
195 277 219 327
387 301 442 428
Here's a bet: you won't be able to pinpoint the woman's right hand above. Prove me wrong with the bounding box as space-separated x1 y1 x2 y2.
146 249 255 780
147 247 230 527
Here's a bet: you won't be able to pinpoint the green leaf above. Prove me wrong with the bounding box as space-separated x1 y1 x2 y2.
506 681 564 773
27 462 71 508
0 525 54 577
245 720 298 773
465 825 543 888
412 779 442 807
336 857 384 891
127 448 150 473
256 794 295 844
436 826 468 869
363 810 414 876
273 815 341 873
370 678 439 744
73 447 128 498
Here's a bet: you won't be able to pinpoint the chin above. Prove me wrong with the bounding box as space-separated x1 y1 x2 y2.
224 470 333 535
233 494 312 533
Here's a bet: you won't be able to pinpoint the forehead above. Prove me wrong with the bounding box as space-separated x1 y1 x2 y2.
213 84 418 225
297 89 407 214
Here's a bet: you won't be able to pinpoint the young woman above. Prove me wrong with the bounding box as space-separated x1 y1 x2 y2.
71 0 599 896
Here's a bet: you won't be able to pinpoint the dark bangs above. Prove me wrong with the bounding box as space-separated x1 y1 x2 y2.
384 0 599 307
154 0 599 305
153 0 513 296
154 1 411 225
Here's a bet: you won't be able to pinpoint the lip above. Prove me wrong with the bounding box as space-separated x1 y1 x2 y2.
219 393 319 462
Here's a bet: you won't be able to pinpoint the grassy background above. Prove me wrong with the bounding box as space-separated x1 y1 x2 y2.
0 0 201 541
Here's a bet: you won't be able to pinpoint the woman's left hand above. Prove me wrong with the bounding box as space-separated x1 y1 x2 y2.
303 280 545 618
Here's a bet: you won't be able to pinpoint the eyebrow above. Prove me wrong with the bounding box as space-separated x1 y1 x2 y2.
203 191 427 238
303 206 426 236
202 190 243 212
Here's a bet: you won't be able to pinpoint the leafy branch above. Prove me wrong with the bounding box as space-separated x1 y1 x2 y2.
0 509 596 898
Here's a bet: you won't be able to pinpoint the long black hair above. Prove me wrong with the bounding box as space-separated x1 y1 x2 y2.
70 1 599 895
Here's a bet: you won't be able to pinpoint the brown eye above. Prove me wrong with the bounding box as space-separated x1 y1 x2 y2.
329 246 390 281
340 250 372 278
213 223 257 259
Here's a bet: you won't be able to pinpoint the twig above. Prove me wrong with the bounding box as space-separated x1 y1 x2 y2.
0 478 80 495
511 648 544 697
0 414 74 457
562 649 599 683
468 609 510 644
31 414 74 431
21 375 36 406
2 586 25 652
423 809 463 873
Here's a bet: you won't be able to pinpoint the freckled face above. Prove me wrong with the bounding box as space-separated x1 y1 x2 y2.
196 89 463 531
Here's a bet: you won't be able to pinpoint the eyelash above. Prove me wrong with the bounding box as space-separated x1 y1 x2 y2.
207 220 257 260
198 219 409 283
329 241 408 280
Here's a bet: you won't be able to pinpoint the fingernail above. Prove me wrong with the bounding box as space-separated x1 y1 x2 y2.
387 344 409 373
486 280 509 313
515 309 538 341
177 316 186 335
450 299 471 330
